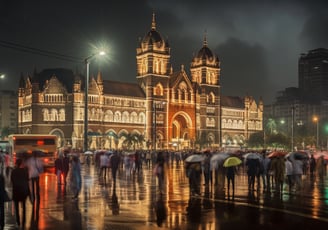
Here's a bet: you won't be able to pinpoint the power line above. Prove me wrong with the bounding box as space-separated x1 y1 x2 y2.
0 40 83 63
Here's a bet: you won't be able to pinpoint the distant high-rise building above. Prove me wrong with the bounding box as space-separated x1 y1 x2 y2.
0 90 18 136
299 48 328 101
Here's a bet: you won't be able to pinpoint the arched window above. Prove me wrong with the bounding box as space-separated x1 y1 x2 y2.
139 113 145 123
59 108 65 121
114 111 121 122
122 111 129 123
154 83 163 96
131 112 138 123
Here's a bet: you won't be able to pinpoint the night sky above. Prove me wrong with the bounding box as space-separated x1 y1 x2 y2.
1 0 327 104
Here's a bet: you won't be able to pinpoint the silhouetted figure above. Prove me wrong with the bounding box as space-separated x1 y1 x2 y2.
155 151 165 193
11 158 30 228
70 156 81 200
110 151 121 185
0 173 5 230
246 158 259 191
309 154 316 177
25 151 43 203
226 166 237 199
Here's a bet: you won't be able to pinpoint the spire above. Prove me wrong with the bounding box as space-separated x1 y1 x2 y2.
203 30 208 47
151 12 156 30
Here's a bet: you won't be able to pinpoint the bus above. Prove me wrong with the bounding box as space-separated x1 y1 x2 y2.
8 134 58 168
0 140 11 153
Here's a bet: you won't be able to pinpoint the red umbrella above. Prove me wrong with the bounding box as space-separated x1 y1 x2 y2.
267 151 287 158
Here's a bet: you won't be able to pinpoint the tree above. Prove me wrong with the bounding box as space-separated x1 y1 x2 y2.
0 126 10 139
247 131 264 148
120 133 144 150
195 131 211 150
266 133 289 149
266 118 277 135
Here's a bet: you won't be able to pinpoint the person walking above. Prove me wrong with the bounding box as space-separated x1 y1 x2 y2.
285 157 294 192
11 158 30 228
291 157 303 192
155 151 165 194
55 154 64 185
70 155 81 201
316 155 325 180
25 151 43 203
110 151 121 186
0 172 6 230
99 152 109 178
246 158 259 191
226 166 237 199
262 153 271 191
202 154 212 187
62 151 70 185
309 154 316 177
270 156 285 193
145 151 151 169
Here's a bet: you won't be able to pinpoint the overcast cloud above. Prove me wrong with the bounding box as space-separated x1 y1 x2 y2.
0 0 327 104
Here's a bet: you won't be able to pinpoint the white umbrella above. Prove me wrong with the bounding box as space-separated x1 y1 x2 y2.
243 152 261 160
84 151 93 155
185 154 205 163
210 152 230 169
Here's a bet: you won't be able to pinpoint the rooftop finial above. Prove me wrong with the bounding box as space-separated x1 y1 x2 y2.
203 29 208 47
151 12 156 30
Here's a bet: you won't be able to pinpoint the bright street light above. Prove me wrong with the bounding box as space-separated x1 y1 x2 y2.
313 116 319 149
0 74 5 79
83 51 106 152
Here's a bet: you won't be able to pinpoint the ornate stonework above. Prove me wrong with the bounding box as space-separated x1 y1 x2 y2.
17 14 262 151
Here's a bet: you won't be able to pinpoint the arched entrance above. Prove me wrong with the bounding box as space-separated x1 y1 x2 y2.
170 112 193 150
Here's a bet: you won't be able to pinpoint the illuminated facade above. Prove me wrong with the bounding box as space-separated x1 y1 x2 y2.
17 14 262 150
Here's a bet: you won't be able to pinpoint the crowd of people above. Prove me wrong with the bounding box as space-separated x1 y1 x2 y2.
1 147 327 229
184 149 328 200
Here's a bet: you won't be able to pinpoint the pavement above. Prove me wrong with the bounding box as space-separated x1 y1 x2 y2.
2 160 328 230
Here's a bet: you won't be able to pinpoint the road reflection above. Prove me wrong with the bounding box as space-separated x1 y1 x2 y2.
3 160 328 229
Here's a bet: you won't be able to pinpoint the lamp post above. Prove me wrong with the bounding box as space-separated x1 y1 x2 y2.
313 116 319 149
291 106 294 151
83 51 106 152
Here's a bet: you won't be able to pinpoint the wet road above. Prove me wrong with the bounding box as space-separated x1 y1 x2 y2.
3 160 328 230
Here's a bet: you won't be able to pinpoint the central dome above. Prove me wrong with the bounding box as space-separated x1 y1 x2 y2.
142 29 164 45
196 46 214 60
141 13 165 48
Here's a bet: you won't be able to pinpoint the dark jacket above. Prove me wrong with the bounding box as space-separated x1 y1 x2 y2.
11 167 29 201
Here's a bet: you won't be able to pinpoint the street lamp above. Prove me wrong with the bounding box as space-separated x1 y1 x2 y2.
0 74 5 79
313 116 319 149
83 51 106 152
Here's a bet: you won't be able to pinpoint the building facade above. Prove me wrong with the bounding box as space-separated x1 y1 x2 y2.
17 14 263 151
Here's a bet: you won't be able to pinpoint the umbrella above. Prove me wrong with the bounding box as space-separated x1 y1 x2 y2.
243 152 261 160
267 151 287 158
84 151 93 155
185 154 205 163
210 152 230 169
223 156 242 167
124 151 135 156
314 152 328 160
287 151 309 160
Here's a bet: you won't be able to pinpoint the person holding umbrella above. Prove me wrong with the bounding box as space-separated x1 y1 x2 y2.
223 156 241 199
226 166 237 199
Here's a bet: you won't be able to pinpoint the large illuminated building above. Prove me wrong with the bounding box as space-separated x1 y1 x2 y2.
17 14 262 150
